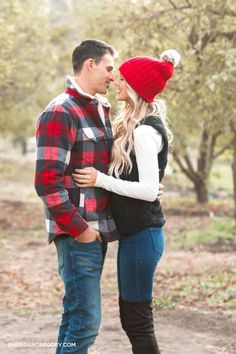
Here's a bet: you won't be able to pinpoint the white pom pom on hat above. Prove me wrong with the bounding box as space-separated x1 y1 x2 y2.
160 49 181 67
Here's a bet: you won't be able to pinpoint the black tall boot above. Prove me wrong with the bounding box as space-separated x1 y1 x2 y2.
119 298 161 354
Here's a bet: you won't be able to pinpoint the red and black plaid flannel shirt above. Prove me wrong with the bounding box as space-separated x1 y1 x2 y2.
35 78 120 243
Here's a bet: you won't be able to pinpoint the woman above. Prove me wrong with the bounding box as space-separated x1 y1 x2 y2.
73 49 180 354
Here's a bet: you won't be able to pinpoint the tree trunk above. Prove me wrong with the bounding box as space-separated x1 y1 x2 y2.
194 178 209 204
232 131 236 222
172 127 212 205
21 139 27 155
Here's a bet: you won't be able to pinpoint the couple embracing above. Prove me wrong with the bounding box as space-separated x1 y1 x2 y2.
35 39 180 354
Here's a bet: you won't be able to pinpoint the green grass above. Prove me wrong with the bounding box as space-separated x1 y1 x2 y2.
206 272 235 309
210 162 233 192
152 298 175 310
156 270 236 310
165 158 233 198
182 218 236 249
162 196 197 208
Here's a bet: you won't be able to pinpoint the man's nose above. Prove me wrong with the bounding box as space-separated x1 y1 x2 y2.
109 72 115 81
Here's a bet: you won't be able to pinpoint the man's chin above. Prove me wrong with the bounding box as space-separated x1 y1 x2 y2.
97 87 109 95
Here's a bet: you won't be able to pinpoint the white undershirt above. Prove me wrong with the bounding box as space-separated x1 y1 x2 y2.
68 76 109 124
95 125 163 201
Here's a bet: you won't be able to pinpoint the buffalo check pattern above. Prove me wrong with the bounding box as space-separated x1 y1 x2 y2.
35 78 120 243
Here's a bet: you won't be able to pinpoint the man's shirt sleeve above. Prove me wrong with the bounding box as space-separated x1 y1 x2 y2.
34 105 88 237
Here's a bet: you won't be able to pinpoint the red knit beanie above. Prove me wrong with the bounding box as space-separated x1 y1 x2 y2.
119 49 181 103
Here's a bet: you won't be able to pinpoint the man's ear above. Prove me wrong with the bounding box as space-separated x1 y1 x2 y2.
84 58 95 72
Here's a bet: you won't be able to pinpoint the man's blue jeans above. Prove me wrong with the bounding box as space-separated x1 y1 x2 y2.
54 235 107 354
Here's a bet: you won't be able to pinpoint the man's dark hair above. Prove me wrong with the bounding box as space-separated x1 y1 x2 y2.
72 39 117 73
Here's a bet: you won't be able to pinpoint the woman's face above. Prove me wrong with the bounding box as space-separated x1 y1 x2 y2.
115 74 129 101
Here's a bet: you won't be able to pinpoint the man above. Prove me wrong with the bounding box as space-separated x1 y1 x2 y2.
34 39 120 354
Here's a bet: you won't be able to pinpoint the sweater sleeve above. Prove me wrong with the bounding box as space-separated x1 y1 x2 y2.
95 125 163 202
34 105 88 237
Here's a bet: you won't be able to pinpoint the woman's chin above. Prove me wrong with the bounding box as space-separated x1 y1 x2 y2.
116 94 123 102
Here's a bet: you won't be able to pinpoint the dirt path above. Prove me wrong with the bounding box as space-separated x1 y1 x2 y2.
0 196 235 354
1 305 235 354
0 236 235 354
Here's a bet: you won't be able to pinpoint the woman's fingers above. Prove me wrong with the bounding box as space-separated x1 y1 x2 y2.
74 167 94 174
73 172 90 180
75 179 91 187
74 172 90 178
72 172 93 188
72 168 97 188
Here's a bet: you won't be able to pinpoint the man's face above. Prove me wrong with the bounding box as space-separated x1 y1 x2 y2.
90 53 115 95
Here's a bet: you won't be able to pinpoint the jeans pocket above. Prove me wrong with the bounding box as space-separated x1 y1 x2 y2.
74 239 99 246
150 228 165 256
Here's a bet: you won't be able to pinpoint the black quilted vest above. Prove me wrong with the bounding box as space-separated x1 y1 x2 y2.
111 115 169 237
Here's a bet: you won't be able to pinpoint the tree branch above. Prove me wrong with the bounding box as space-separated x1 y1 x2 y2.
185 0 192 6
127 3 193 24
172 151 197 183
184 153 196 178
207 8 236 18
213 140 233 159
230 120 236 133
202 31 236 49
208 130 221 160
168 0 177 9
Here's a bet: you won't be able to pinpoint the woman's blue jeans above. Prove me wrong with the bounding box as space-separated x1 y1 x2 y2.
118 227 164 301
54 235 107 354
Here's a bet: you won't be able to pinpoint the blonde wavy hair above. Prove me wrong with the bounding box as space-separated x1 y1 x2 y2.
109 83 173 178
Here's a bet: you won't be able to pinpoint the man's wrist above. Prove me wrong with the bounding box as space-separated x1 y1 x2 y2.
73 223 89 239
